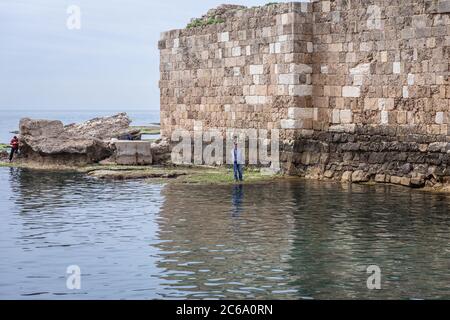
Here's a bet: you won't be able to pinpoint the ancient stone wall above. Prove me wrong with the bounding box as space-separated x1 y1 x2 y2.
312 0 449 135
160 1 450 188
159 2 315 138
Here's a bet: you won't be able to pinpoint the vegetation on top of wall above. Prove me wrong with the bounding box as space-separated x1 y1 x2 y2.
265 2 279 6
187 17 225 29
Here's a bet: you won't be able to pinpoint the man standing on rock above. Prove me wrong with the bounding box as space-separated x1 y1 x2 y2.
232 140 244 182
9 136 19 162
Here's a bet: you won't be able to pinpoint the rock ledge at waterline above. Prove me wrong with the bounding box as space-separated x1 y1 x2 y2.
15 113 169 166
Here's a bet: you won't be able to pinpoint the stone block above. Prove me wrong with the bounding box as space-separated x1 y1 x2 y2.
381 111 389 125
393 62 401 74
289 85 313 97
249 65 264 75
218 32 229 42
232 46 241 57
438 0 450 13
340 110 353 124
342 86 361 98
115 141 153 165
278 74 299 85
280 119 304 129
322 1 331 12
288 108 314 120
332 109 340 124
380 51 388 63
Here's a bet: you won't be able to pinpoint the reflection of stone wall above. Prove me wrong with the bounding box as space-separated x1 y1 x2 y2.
159 1 450 187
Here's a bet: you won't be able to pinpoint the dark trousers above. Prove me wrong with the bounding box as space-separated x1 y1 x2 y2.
9 147 18 161
234 162 243 181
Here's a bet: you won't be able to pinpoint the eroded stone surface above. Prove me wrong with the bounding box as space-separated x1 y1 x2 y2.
19 114 135 165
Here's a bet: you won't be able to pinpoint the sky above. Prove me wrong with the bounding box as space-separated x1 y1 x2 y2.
0 0 297 111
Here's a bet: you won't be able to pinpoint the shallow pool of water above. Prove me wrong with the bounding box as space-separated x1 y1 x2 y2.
0 167 449 299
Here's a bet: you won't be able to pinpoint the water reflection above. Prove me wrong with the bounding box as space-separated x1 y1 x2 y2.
0 167 449 299
231 184 244 218
155 181 450 300
155 182 297 299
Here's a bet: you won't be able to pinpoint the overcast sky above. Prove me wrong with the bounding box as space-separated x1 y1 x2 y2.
0 0 298 111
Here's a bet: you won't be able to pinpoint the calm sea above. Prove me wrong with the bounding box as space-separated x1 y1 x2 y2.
0 109 160 143
0 170 449 299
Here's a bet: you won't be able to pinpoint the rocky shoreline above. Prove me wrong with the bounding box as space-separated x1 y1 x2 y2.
280 125 450 193
1 112 449 191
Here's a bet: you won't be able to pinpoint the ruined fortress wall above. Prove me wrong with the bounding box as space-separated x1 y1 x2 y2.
313 0 449 135
159 2 315 138
285 0 450 187
160 1 450 187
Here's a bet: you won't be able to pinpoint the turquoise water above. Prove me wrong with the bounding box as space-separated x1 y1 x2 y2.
0 109 160 143
0 167 449 299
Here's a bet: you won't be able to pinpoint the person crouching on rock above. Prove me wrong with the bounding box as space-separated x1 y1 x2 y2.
9 136 19 162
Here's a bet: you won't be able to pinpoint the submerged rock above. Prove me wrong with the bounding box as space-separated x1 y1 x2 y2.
18 113 136 165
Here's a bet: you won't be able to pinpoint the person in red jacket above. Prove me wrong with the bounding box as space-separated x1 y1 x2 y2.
9 136 19 162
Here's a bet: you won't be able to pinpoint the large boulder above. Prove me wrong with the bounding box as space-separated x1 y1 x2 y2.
64 112 135 139
18 113 135 165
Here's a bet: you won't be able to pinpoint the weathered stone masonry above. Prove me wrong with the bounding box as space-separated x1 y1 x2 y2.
159 1 450 187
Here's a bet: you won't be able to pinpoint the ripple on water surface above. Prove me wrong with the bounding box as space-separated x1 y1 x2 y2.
0 168 449 299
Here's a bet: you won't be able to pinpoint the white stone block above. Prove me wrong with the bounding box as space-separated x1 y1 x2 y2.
290 63 313 74
342 86 361 97
353 75 364 86
321 65 329 74
280 119 304 129
301 2 309 13
436 112 445 124
245 96 258 105
381 111 389 124
253 75 262 85
173 38 179 48
367 5 382 30
307 42 314 53
289 85 313 97
270 42 281 54
340 110 353 124
393 62 401 74
281 13 292 25
245 96 266 105
218 32 229 42
322 1 331 12
232 47 241 57
249 65 264 75
288 107 313 120
380 51 388 62
279 74 298 85
332 109 340 124
408 73 415 85
278 35 288 42
350 63 371 75
246 45 251 56
378 98 394 111
403 86 409 98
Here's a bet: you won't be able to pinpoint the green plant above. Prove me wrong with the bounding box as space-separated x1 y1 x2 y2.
187 17 225 29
